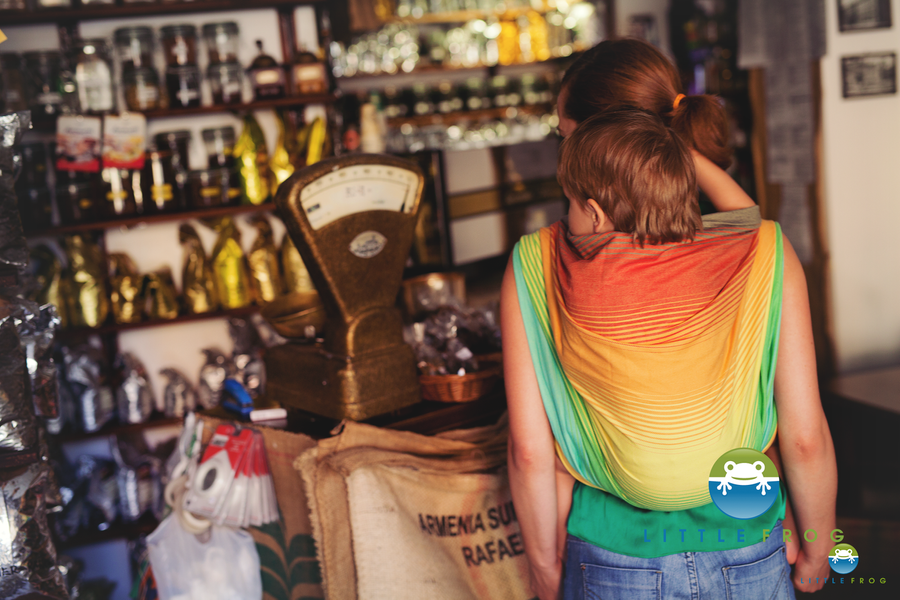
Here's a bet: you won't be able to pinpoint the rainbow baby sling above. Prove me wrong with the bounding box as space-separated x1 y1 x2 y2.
513 218 784 511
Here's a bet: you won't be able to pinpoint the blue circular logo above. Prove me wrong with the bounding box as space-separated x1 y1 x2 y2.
829 544 859 574
708 448 779 519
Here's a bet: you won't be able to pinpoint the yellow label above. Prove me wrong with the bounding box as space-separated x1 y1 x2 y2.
151 184 173 201
0 29 7 45
227 187 241 199
107 191 127 201
200 186 221 198
78 198 92 210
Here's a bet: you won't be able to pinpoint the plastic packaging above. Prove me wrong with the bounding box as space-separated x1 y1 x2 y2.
0 111 30 269
0 315 37 452
10 299 61 419
160 368 197 418
179 224 218 314
62 345 114 433
197 348 232 409
0 463 68 600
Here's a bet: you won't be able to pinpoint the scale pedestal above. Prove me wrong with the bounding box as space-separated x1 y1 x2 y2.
264 155 425 420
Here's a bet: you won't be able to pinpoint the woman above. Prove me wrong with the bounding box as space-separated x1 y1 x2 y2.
502 39 837 599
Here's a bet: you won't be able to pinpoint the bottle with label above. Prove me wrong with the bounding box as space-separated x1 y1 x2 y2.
290 46 328 96
249 40 286 101
71 39 116 114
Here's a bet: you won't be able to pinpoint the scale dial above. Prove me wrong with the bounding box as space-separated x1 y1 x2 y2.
299 164 419 230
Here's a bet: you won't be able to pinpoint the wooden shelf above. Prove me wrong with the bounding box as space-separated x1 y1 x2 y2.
26 202 275 237
0 0 326 26
387 103 553 128
336 50 584 80
55 513 160 550
57 305 260 340
140 94 336 119
51 414 183 444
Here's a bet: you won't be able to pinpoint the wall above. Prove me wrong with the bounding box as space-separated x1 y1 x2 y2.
821 0 900 372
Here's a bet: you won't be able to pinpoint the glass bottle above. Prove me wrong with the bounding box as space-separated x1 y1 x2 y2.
249 40 286 101
71 39 116 114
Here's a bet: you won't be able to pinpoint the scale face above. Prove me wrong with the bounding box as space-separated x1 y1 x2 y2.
265 154 426 421
300 164 419 230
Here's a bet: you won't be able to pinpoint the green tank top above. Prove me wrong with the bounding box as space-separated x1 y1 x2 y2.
568 482 786 558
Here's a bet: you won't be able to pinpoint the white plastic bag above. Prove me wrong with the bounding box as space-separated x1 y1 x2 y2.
147 514 262 600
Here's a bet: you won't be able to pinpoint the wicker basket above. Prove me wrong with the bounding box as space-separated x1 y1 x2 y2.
419 357 503 403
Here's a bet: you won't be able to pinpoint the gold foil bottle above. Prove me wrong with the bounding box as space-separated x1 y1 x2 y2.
108 253 143 324
29 245 67 326
280 233 315 294
233 113 273 205
63 234 109 328
209 217 254 309
142 269 180 320
497 20 522 65
247 215 282 304
179 224 218 314
305 116 328 166
527 11 551 62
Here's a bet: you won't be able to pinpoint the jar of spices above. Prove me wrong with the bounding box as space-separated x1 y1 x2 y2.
114 26 155 70
102 167 138 217
71 39 116 114
0 54 27 112
207 62 243 105
154 130 191 208
203 22 240 64
57 181 99 224
201 126 235 168
123 66 162 111
160 24 198 67
142 147 180 213
165 65 201 109
188 168 227 208
23 51 63 117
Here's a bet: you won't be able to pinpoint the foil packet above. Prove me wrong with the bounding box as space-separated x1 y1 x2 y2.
281 233 315 294
108 253 143 324
116 353 154 425
233 113 273 205
197 348 233 410
0 314 37 452
0 462 69 600
160 368 196 418
141 269 179 321
26 245 67 327
247 215 282 304
62 345 114 434
13 300 61 419
0 111 31 269
208 218 253 309
111 437 162 523
62 235 109 329
179 224 218 315
229 317 265 399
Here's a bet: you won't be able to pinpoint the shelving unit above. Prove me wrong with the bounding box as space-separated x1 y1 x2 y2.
52 414 184 444
57 305 260 340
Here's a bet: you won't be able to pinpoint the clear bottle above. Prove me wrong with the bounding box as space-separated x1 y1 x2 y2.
71 39 116 114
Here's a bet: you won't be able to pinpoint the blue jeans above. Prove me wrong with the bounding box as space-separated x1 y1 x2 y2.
562 522 795 600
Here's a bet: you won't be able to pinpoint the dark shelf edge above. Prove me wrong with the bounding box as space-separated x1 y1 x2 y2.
140 94 337 119
57 305 260 339
55 514 160 550
26 202 275 237
51 415 184 444
0 0 326 26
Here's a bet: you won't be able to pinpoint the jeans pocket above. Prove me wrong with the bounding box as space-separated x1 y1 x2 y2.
722 547 794 600
581 564 662 600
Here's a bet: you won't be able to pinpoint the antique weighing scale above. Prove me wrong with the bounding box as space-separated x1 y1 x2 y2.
264 154 425 420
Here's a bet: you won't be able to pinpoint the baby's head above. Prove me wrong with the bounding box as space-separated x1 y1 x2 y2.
557 108 701 245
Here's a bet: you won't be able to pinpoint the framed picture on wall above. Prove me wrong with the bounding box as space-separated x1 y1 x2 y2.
838 0 892 32
842 52 897 98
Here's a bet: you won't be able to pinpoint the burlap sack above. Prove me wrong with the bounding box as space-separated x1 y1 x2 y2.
295 414 535 600
200 418 323 600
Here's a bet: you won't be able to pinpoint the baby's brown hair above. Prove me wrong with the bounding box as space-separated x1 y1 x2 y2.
557 108 701 245
561 38 731 169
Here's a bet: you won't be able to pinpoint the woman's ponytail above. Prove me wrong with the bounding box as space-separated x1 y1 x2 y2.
668 94 732 170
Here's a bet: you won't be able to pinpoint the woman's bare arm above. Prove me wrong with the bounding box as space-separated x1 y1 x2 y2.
693 150 756 211
773 235 837 592
501 257 565 600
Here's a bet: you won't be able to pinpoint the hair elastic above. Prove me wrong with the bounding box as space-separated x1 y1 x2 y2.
673 94 686 110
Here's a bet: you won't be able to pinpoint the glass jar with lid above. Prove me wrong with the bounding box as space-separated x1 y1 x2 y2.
201 126 236 169
123 66 162 111
189 168 228 208
207 62 243 105
154 130 191 208
165 65 201 109
142 147 181 213
203 22 240 64
114 26 155 70
160 24 198 67
0 54 28 113
23 51 63 117
102 167 138 217
71 39 115 114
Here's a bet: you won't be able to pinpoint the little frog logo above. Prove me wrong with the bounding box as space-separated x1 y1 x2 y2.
829 544 859 574
708 448 779 519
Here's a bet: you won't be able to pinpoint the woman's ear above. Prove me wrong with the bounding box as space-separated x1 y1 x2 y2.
585 198 613 234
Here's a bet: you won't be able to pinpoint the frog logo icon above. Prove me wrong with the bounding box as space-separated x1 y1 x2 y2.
708 448 780 519
829 544 859 574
